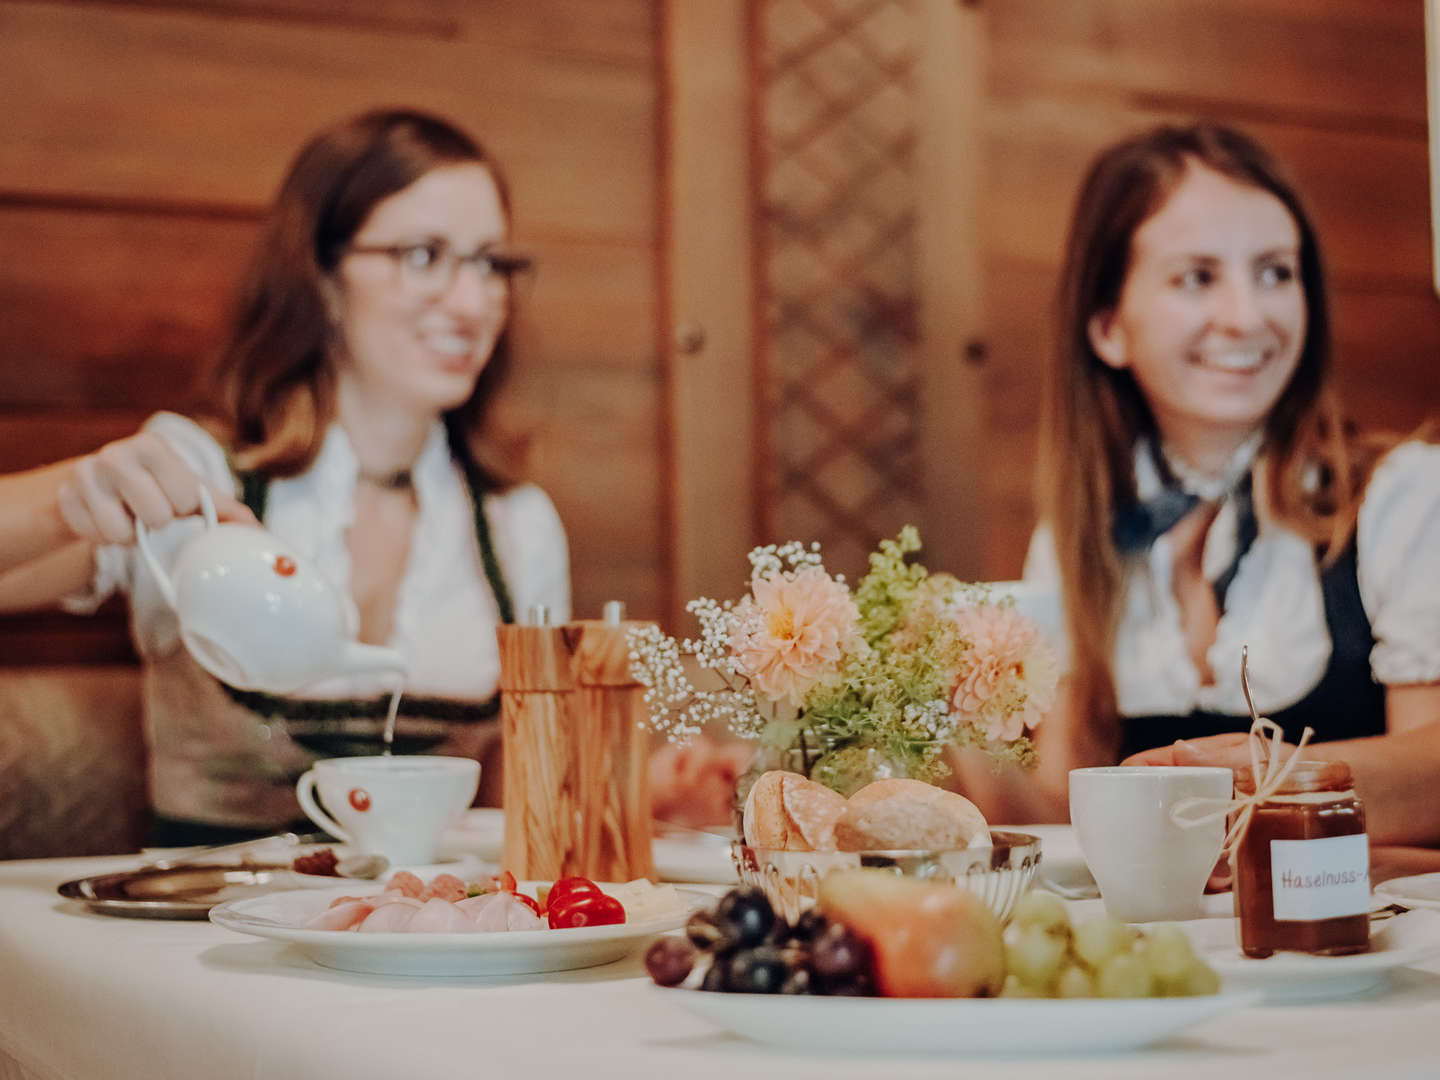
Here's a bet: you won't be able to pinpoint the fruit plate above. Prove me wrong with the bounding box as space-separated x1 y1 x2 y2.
650 986 1259 1055
209 884 709 976
1185 908 1440 1002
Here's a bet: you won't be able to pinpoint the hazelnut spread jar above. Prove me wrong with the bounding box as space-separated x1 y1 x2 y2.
1232 760 1370 958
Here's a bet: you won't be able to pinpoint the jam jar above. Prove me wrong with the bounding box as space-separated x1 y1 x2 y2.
1232 760 1370 958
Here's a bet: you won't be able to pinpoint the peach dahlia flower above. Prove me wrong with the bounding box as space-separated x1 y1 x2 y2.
730 567 860 709
949 603 1058 743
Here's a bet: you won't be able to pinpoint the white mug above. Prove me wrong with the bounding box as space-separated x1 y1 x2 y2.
296 756 480 867
1069 766 1233 923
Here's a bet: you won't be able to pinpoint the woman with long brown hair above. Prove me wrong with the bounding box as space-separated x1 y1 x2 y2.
962 122 1440 843
0 109 569 844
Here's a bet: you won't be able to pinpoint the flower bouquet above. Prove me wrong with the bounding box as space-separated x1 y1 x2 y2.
628 527 1058 802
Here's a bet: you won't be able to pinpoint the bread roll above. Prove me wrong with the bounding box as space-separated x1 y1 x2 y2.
834 778 989 851
742 770 847 851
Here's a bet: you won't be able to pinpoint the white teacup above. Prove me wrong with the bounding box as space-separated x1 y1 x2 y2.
296 756 480 867
1069 766 1233 923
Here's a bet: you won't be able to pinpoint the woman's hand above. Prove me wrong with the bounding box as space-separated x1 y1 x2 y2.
648 737 754 830
56 432 255 545
1121 731 1258 771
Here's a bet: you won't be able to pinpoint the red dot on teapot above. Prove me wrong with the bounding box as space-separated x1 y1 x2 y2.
273 555 297 577
348 788 371 812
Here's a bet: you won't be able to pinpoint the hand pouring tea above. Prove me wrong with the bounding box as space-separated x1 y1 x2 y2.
135 488 408 696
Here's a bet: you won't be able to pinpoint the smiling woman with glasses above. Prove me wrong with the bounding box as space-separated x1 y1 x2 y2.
0 108 571 845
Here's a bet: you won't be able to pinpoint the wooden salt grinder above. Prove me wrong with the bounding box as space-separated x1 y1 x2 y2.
497 607 655 881
571 611 655 883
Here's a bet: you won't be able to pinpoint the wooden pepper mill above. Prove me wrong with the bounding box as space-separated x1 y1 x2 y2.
497 603 655 882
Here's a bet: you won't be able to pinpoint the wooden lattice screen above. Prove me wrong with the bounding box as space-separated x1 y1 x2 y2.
754 0 924 579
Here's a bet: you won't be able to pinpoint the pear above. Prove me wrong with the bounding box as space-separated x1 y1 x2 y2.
817 868 1005 997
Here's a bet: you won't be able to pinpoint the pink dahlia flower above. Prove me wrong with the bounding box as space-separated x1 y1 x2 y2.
730 567 860 708
949 603 1058 743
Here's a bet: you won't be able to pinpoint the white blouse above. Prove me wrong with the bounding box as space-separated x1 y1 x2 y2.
1024 440 1440 719
70 412 571 699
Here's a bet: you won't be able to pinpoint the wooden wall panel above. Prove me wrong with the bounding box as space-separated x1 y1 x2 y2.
990 0 1425 128
0 207 250 410
979 0 1440 580
0 0 663 662
0 3 656 238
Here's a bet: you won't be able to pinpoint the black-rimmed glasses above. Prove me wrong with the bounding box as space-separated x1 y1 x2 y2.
345 238 535 296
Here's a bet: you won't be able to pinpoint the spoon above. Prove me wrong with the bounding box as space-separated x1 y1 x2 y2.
333 853 390 880
143 830 322 870
144 832 388 880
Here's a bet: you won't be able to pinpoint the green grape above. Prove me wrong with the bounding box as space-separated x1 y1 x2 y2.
1054 963 1095 999
1006 925 1068 989
1168 960 1221 997
1096 952 1153 998
1072 914 1132 971
1010 889 1070 934
1142 923 1197 983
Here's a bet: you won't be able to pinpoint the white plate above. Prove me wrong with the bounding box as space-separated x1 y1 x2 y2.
1185 909 1440 1001
651 986 1257 1054
441 809 738 885
210 883 707 976
1375 873 1440 911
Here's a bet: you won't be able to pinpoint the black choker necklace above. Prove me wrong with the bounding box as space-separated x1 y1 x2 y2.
358 467 413 490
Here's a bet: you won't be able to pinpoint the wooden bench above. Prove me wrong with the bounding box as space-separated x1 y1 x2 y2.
0 666 147 860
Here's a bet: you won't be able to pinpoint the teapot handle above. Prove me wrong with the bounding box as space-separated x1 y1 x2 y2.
134 486 220 611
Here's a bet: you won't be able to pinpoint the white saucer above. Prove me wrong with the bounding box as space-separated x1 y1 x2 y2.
1185 908 1440 1001
1004 823 1096 898
1375 873 1440 911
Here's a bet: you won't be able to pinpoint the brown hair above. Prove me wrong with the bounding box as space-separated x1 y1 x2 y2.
207 108 517 484
1041 121 1388 748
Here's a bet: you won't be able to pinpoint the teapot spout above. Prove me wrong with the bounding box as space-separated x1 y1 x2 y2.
340 642 409 683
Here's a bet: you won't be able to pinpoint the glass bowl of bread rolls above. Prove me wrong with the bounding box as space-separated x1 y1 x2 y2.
733 772 1040 924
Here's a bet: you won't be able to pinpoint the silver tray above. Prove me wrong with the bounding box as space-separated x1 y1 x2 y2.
57 863 302 919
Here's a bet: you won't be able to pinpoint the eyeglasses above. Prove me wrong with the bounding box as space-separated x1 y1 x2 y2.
344 238 535 296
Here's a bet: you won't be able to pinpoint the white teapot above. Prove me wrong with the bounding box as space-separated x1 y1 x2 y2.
135 488 407 694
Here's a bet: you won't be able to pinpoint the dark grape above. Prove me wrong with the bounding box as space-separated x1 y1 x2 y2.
809 922 872 983
713 887 776 950
644 936 696 987
791 907 827 943
700 958 727 992
724 945 790 994
779 967 813 995
685 910 725 951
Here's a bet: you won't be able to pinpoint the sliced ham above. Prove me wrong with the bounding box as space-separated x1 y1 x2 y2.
356 897 423 932
303 899 375 931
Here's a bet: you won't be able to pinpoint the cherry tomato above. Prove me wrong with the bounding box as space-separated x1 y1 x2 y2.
490 870 518 894
548 892 625 930
511 892 542 917
546 876 602 908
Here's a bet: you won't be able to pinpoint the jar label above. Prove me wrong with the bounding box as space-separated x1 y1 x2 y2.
1269 834 1370 921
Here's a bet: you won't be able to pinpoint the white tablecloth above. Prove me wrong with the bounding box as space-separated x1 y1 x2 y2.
3 854 1440 1080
